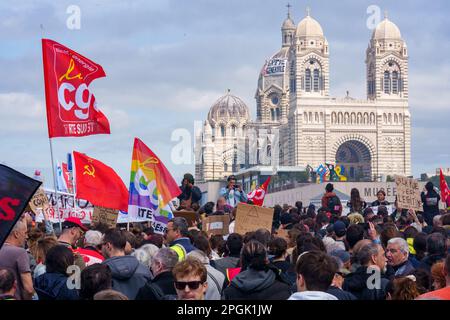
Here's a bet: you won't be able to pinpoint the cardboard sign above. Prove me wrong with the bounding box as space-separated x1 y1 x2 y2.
173 210 197 227
92 206 119 228
395 175 422 211
29 188 50 213
275 228 290 242
202 215 230 236
234 203 274 235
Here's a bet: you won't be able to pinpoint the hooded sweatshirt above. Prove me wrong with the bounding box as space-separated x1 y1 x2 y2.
34 273 79 300
321 192 342 215
103 255 152 299
288 291 338 300
342 266 389 300
223 267 292 300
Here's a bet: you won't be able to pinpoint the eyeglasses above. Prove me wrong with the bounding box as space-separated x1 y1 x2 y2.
174 281 204 290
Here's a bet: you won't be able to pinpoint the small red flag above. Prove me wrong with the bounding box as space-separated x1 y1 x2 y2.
439 168 449 203
42 39 110 138
73 151 128 212
247 176 271 206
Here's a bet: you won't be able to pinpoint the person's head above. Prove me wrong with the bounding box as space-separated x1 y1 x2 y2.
316 212 330 228
84 230 103 248
333 221 347 238
268 237 288 260
30 236 58 264
413 232 428 258
93 289 128 300
363 208 375 222
241 240 268 270
377 190 386 202
202 202 215 216
426 232 447 256
296 251 337 292
6 219 28 247
225 233 243 257
165 217 189 244
357 243 387 271
388 276 420 300
131 243 159 269
120 230 136 254
193 235 212 258
60 217 88 245
151 248 179 277
386 237 410 267
378 206 389 218
325 183 334 193
80 264 112 300
403 226 419 240
209 234 225 252
350 188 361 203
0 268 16 297
295 201 303 211
425 181 434 193
182 173 195 186
253 228 271 248
431 261 446 290
381 223 401 248
172 258 208 300
433 215 443 228
227 175 237 188
346 224 364 249
45 245 75 275
101 229 127 258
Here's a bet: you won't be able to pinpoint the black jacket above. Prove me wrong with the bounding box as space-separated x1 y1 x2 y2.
327 286 357 300
342 266 389 300
421 190 440 225
385 259 415 280
223 265 292 300
135 271 176 300
177 185 202 205
34 273 79 300
271 259 296 285
418 254 446 273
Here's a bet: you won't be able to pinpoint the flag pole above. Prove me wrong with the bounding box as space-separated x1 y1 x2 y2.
48 138 62 233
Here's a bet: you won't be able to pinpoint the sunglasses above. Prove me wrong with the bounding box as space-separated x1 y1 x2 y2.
174 281 204 290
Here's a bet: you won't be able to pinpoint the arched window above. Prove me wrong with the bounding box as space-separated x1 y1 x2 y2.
394 114 398 124
305 69 312 92
392 71 399 94
231 125 236 137
271 109 275 121
224 163 228 172
276 108 281 120
388 114 392 124
384 71 391 94
383 114 387 124
315 113 319 123
220 125 225 137
313 69 320 92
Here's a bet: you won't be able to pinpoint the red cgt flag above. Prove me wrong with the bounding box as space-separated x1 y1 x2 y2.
247 176 271 206
73 151 128 212
42 39 110 138
439 168 449 203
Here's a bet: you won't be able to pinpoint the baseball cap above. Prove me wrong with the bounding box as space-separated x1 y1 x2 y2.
62 217 88 232
333 221 347 237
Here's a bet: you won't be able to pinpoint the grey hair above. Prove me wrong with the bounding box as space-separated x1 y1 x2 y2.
84 230 103 246
11 218 26 233
153 247 179 270
186 250 209 265
131 244 159 268
388 237 410 256
169 217 189 236
357 243 381 266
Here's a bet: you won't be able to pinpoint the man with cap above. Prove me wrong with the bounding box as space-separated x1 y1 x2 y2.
177 173 202 210
57 217 88 269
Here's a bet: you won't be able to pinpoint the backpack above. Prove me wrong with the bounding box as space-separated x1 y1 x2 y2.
327 195 342 215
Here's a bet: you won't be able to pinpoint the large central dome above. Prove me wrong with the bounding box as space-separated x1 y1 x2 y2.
372 17 402 40
207 90 250 125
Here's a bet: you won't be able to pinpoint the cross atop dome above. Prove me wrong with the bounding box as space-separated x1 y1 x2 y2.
306 6 311 17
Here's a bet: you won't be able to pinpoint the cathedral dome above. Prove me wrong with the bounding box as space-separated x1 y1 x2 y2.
296 13 324 38
372 17 401 40
282 17 295 30
207 90 250 125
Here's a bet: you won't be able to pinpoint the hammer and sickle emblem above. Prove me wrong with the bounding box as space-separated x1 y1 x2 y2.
83 164 95 177
142 157 159 166
59 58 83 82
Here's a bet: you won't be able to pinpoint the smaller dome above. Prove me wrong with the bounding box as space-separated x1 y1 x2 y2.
282 17 295 29
207 90 250 125
372 17 401 40
296 14 324 38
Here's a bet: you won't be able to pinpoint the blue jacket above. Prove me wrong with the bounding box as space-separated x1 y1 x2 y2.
34 273 79 300
169 237 196 254
219 187 248 207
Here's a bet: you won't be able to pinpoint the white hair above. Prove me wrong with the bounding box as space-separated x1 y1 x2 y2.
131 244 159 268
187 250 209 264
11 218 26 233
433 215 442 226
84 230 103 246
388 237 410 256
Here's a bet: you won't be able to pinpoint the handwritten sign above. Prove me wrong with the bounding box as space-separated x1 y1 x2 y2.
29 188 50 213
202 215 230 236
173 210 197 227
235 203 274 235
92 206 119 228
395 175 422 211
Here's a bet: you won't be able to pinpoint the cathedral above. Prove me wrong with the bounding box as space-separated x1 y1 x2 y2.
195 8 411 184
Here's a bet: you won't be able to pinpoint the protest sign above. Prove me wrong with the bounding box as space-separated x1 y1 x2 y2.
202 215 230 236
29 188 50 213
235 203 274 235
92 206 119 228
395 175 422 211
173 210 197 227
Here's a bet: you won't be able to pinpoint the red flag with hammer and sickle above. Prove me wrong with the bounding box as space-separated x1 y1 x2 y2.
73 151 128 211
42 39 110 138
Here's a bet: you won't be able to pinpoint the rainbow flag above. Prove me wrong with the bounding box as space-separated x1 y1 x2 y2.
127 138 181 233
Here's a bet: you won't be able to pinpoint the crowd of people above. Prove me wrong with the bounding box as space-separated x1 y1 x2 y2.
0 175 449 301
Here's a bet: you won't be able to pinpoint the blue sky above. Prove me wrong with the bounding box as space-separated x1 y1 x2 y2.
0 0 449 187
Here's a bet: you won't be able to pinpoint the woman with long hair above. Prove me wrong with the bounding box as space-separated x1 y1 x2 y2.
347 188 367 214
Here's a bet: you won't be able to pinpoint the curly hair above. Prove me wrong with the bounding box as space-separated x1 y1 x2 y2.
391 277 420 300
